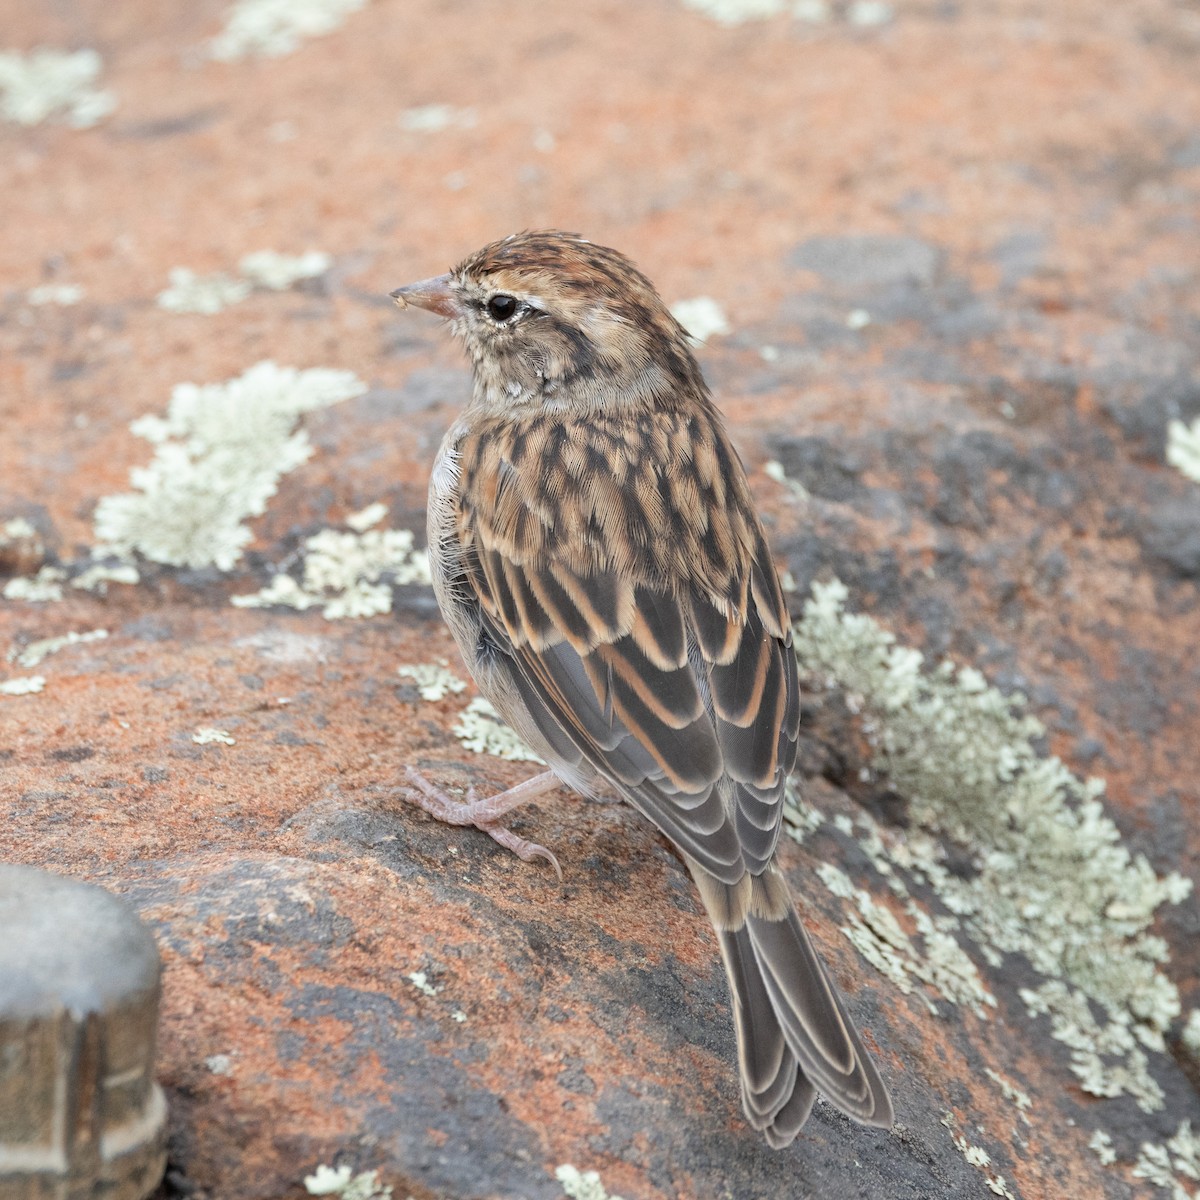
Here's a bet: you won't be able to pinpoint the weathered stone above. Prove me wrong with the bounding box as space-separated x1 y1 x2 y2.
1 1 1198 1196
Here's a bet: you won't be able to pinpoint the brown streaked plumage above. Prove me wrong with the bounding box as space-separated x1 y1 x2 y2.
390 230 893 1146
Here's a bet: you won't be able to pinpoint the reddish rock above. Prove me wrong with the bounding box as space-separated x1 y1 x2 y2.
1 1 1197 1198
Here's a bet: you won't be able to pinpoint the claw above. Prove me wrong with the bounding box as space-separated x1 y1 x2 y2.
401 766 563 880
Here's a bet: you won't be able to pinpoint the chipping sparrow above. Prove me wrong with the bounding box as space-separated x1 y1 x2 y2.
390 231 893 1145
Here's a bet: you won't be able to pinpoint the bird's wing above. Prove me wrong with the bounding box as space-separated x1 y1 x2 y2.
455 406 799 884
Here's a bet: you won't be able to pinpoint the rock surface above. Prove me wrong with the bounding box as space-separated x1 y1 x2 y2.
1 1 1198 1198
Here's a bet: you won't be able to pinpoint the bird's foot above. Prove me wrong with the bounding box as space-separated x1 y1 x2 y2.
402 767 563 880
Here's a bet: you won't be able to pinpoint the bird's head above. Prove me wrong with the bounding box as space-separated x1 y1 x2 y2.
390 230 705 414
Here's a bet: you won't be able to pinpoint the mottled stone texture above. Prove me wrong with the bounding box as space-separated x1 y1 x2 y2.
0 866 166 1200
1 1 1198 1198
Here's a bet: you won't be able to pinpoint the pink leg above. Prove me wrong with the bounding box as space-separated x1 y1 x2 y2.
403 767 563 880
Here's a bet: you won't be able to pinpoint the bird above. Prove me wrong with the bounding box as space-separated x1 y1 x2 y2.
389 230 893 1146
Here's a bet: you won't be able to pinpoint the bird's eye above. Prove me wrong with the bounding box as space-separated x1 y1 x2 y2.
486 294 518 322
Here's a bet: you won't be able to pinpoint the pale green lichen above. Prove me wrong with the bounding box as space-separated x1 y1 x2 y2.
816 860 996 1017
3 566 65 602
27 283 83 306
156 268 252 314
453 697 543 763
793 0 832 21
1089 1129 1117 1166
406 970 439 998
94 361 365 570
683 0 853 22
792 578 1191 1110
940 1113 1017 1200
303 1164 391 1200
1167 417 1200 485
0 48 115 127
555 1165 626 1200
407 970 466 1022
71 561 140 592
239 249 331 290
288 529 427 616
847 0 894 26
764 458 811 503
669 296 731 342
781 780 825 842
158 253 329 312
1132 1121 1200 1199
344 502 388 533
1182 1009 1200 1068
0 675 45 696
1 517 36 540
232 525 430 619
399 104 477 133
983 1068 1032 1122
231 574 320 611
9 628 107 668
1020 980 1164 1111
679 0 788 24
396 663 467 701
193 727 235 745
210 0 368 60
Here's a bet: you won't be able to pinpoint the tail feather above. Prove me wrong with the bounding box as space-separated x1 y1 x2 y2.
698 861 893 1144
765 1066 817 1149
717 926 792 1115
749 908 891 1124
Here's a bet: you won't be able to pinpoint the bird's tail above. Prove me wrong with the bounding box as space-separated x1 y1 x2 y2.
688 858 893 1147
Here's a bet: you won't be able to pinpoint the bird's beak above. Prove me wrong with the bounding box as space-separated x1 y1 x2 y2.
389 273 460 318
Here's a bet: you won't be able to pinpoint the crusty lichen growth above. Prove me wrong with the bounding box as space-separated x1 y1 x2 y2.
303 1164 391 1199
9 628 108 668
27 283 83 306
816 859 995 1017
669 296 731 342
555 1165 626 1200
1132 1121 1200 1199
1183 1009 1200 1070
1020 980 1164 1111
233 499 430 619
396 663 467 701
0 48 115 127
983 1068 1032 1123
157 252 331 312
71 561 140 593
764 458 811 503
453 697 543 763
1166 417 1200 486
239 249 330 289
210 0 369 60
940 1112 1018 1200
95 361 365 570
156 268 251 314
399 104 477 133
0 675 45 696
679 0 787 25
3 565 65 602
792 579 1191 1110
193 727 235 745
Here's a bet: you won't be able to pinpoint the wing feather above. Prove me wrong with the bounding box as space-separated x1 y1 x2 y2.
456 405 799 887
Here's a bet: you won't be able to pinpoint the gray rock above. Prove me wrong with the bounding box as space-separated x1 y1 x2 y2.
789 235 943 290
